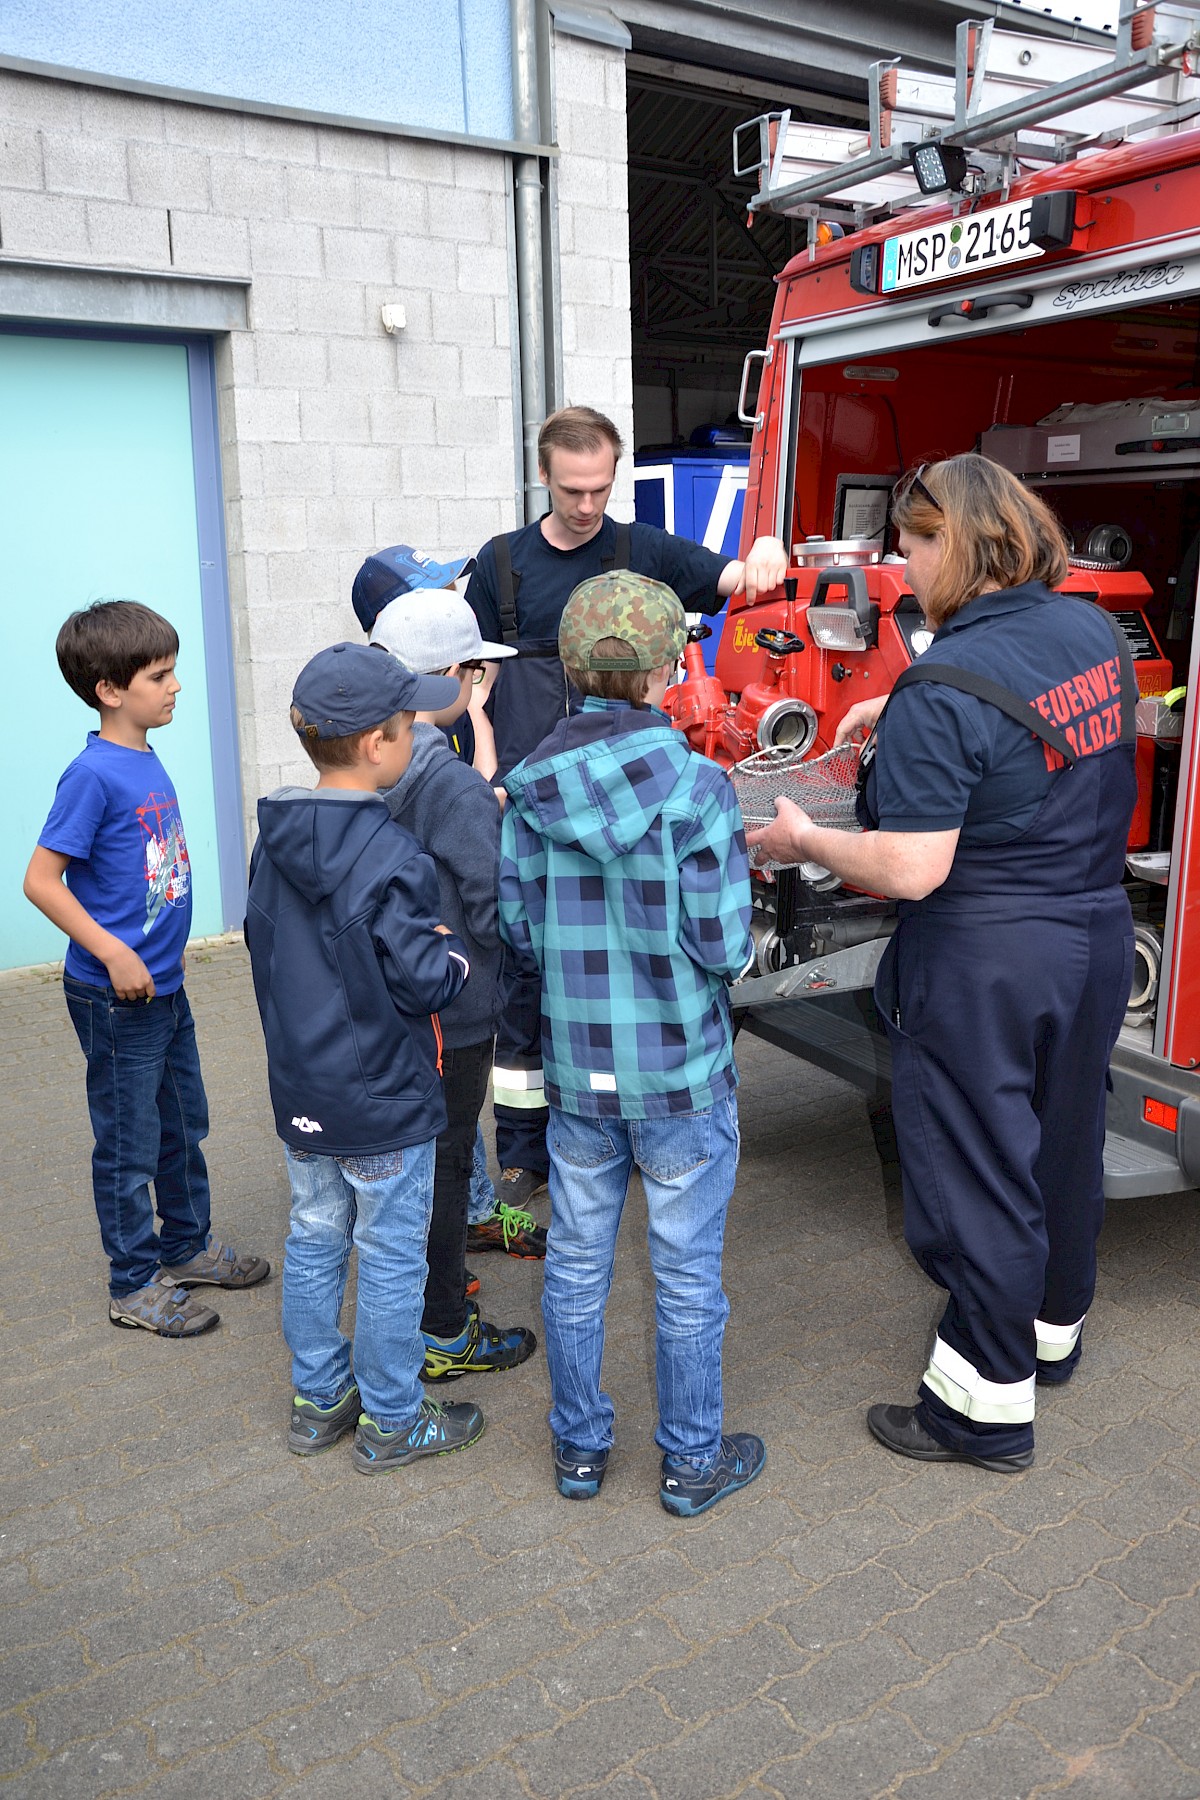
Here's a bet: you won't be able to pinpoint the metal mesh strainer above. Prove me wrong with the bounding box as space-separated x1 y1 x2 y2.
731 740 863 830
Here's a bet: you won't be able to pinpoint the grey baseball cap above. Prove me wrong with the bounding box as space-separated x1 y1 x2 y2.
370 590 516 672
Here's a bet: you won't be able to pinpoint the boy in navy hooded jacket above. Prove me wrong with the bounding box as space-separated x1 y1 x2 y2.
246 643 483 1474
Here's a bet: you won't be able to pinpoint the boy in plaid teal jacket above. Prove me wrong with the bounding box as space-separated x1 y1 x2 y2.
498 571 765 1517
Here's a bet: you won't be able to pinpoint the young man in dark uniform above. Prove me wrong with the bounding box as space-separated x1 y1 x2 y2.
464 405 787 1212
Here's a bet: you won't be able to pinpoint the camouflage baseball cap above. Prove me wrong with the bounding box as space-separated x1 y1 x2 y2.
559 571 687 671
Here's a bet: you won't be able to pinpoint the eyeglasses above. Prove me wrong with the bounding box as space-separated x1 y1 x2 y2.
460 660 487 684
896 463 943 513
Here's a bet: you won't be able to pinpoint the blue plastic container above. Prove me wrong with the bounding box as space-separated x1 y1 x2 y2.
633 437 751 673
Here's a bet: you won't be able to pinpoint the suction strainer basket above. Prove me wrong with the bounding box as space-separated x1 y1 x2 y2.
731 741 862 871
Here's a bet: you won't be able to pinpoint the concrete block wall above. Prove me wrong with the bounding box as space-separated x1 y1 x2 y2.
551 29 635 518
0 69 524 829
0 38 636 837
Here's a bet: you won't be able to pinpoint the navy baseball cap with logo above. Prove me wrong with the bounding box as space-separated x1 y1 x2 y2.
352 544 474 632
291 643 460 739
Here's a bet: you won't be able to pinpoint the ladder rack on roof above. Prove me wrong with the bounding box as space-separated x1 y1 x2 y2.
734 2 1200 243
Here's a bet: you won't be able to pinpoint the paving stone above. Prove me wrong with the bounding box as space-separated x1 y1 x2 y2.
31 1646 204 1753
987 1518 1128 1598
887 1571 1029 1663
81 1577 243 1665
15 1726 160 1798
1118 1595 1200 1686
276 1746 412 1798
782 1505 918 1580
776 1564 921 1654
1103 1523 1200 1605
1147 1701 1200 1770
418 1762 534 1800
660 1557 811 1642
895 1638 1054 1746
0 1569 136 1649
883 1720 1066 1799
154 1735 283 1796
645 1622 799 1721
195 1589 362 1678
385 1674 561 1784
1016 1649 1174 1753
265 1669 434 1773
1052 1731 1200 1798
0 1709 34 1779
548 1547 696 1629
766 1709 935 1797
540 1615 687 1709
1082 1467 1200 1539
413 1601 577 1697
631 1698 801 1800
148 1654 315 1759
0 1636 92 1705
997 1576 1149 1673
774 1632 927 1734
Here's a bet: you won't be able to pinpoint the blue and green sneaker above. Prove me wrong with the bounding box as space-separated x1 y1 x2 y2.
660 1433 766 1517
351 1399 484 1474
288 1383 361 1456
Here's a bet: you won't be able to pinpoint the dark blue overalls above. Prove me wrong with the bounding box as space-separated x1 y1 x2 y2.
861 585 1137 1460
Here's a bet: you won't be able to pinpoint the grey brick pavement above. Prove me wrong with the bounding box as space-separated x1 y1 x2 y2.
1 939 1199 1798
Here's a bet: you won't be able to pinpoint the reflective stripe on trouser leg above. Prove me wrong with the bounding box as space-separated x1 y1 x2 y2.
921 1335 1037 1427
492 1064 548 1112
1034 1313 1085 1363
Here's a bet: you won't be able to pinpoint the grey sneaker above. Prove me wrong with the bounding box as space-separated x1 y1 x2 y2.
289 1384 361 1456
351 1399 485 1473
160 1234 270 1289
109 1276 220 1338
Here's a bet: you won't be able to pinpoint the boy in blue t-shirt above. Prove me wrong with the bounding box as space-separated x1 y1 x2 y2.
24 601 269 1337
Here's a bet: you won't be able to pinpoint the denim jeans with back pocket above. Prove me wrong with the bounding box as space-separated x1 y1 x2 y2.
542 1094 739 1463
64 976 212 1297
282 1139 436 1431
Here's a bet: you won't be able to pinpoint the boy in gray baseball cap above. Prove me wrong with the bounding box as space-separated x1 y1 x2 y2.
370 599 540 1384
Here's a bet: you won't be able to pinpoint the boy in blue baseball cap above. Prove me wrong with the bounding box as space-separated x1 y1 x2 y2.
245 642 486 1473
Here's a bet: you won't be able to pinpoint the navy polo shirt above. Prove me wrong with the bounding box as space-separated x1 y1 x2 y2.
873 584 1127 845
464 515 730 645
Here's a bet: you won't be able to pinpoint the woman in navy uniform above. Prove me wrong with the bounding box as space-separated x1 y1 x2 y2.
746 454 1137 1473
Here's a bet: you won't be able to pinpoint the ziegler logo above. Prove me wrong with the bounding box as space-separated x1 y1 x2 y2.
291 1115 323 1133
729 620 762 653
1054 262 1183 311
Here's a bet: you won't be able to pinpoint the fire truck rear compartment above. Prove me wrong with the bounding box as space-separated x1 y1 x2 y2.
734 292 1200 1196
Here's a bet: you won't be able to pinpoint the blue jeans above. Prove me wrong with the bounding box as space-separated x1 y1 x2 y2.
282 1141 435 1431
543 1095 739 1462
467 1126 496 1225
64 976 211 1297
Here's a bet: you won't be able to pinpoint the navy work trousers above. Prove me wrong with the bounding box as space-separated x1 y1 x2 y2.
880 888 1133 1460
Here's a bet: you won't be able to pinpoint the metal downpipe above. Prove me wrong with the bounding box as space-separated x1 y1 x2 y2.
510 0 548 523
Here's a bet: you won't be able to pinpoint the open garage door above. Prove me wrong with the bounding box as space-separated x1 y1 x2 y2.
626 57 862 450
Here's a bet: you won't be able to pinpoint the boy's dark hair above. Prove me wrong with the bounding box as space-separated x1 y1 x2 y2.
564 638 653 705
56 600 180 711
289 706 408 771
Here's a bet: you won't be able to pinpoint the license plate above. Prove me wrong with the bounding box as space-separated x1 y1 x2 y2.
881 197 1044 294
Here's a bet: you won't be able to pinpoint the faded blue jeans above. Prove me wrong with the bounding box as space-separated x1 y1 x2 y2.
542 1095 739 1463
282 1140 435 1431
64 976 211 1297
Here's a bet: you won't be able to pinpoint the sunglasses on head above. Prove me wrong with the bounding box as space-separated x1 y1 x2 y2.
897 463 943 513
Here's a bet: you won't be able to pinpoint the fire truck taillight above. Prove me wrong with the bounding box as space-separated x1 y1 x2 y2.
1144 1097 1178 1132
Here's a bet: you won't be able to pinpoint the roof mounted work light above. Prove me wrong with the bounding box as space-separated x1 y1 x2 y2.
910 142 968 195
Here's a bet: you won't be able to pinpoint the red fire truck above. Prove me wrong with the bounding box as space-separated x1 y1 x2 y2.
666 3 1200 1199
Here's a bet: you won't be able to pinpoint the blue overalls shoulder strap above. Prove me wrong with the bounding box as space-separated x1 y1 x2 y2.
889 601 1138 754
489 519 633 648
